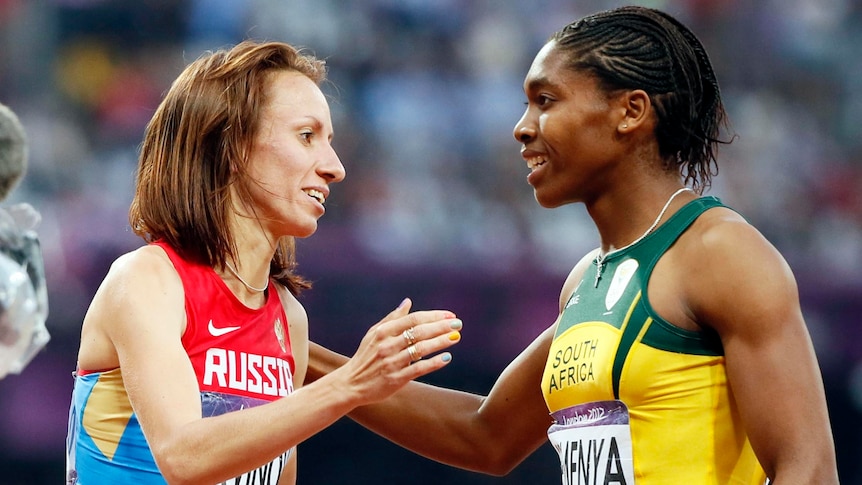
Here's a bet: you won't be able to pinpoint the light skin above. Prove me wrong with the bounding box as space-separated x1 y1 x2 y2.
74 70 463 485
309 41 838 483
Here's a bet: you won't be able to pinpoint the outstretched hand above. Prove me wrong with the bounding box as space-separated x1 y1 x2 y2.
327 298 462 407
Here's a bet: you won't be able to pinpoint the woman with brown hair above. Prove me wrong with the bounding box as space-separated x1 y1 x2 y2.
65 40 462 485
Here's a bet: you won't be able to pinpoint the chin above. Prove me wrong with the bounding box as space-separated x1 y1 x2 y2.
534 194 563 209
282 220 319 239
295 226 318 238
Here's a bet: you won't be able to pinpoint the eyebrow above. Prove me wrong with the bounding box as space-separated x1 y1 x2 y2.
525 75 552 92
294 115 322 126
286 116 326 133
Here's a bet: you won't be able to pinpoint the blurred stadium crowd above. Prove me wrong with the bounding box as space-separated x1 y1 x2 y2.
0 0 860 483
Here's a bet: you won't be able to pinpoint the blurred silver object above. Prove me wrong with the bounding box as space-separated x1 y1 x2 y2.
0 204 49 378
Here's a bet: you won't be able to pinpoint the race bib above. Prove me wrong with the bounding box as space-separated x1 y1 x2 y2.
218 452 287 485
548 400 635 485
203 392 292 485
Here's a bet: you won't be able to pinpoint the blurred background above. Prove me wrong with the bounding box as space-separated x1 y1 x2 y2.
1 0 861 483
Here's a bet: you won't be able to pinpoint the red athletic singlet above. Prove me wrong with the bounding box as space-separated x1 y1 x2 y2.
66 242 295 484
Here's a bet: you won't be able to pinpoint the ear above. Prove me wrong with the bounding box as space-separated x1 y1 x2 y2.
616 89 651 133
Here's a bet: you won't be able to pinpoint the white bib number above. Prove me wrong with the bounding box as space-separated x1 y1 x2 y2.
548 400 635 485
218 448 289 485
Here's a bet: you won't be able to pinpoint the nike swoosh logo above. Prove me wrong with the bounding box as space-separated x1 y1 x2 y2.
208 319 241 337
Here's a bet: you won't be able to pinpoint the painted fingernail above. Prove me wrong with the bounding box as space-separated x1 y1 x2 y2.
448 331 461 341
449 319 462 330
441 353 452 363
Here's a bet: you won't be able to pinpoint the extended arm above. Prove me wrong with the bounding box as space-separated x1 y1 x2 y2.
309 326 553 475
79 247 461 485
306 258 594 475
278 285 309 484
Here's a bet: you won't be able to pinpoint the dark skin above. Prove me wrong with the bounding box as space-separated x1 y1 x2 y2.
309 40 839 483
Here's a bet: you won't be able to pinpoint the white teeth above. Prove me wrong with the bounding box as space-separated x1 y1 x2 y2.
526 156 547 169
304 189 325 204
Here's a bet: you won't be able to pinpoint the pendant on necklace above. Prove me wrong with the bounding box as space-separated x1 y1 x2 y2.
589 187 693 289
594 258 604 288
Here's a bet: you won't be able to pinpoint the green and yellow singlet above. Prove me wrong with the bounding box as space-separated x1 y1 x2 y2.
541 197 766 485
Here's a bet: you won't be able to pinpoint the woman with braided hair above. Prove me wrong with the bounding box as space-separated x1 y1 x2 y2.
308 6 838 484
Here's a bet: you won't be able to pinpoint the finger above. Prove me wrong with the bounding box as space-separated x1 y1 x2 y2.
406 344 421 364
389 298 413 320
373 298 414 330
400 351 455 380
404 318 462 347
401 326 418 347
365 313 460 363
384 309 457 337
403 325 461 365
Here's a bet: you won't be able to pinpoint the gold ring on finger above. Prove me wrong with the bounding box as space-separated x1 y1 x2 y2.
402 327 416 346
407 344 421 363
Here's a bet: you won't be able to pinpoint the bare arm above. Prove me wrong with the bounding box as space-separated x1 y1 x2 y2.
279 287 308 485
686 214 838 484
309 328 553 475
306 256 594 475
80 247 461 485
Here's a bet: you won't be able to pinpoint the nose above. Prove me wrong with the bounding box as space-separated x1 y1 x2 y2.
513 110 536 144
320 144 346 183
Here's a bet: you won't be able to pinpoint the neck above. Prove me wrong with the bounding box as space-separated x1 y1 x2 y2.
591 186 692 288
594 186 692 255
224 260 269 294
223 219 278 295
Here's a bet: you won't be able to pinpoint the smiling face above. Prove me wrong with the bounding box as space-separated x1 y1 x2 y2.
514 42 625 208
240 70 345 239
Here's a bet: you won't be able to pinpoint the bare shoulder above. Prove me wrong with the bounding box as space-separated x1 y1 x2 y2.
79 245 185 369
106 245 176 280
275 286 309 389
94 245 185 310
684 206 792 278
276 286 308 334
676 206 800 336
688 206 768 244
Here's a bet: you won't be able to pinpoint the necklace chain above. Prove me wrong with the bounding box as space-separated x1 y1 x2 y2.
594 187 693 287
225 261 269 293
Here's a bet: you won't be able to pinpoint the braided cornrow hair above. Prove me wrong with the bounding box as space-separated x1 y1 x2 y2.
551 6 730 192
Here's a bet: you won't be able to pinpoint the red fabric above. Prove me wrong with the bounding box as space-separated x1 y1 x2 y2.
155 241 295 401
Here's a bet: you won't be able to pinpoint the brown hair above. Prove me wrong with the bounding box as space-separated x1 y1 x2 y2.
551 6 730 192
129 40 327 295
